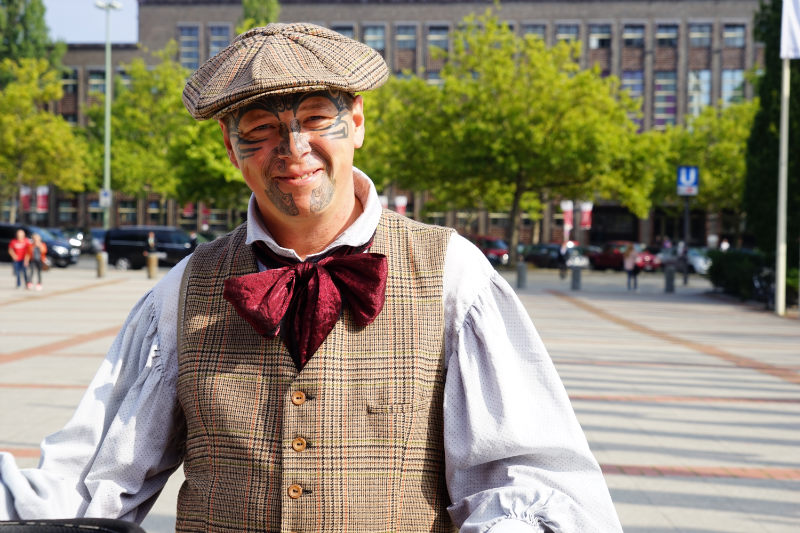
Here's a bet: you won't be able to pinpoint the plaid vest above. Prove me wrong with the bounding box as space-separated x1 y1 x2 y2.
176 210 456 532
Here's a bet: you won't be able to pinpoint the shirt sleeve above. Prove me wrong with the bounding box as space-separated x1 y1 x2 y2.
442 235 622 533
0 259 188 522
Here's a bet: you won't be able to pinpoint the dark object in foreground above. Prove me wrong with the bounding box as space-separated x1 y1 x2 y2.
0 519 145 532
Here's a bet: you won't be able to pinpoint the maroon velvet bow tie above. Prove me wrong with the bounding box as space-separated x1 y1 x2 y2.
223 242 388 371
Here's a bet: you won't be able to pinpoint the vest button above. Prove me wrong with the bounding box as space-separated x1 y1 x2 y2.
291 391 306 405
288 484 303 499
291 437 307 452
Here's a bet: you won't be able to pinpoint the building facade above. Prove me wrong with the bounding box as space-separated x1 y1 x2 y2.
16 0 762 245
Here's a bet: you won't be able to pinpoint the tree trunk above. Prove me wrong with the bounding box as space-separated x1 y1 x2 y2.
508 171 525 265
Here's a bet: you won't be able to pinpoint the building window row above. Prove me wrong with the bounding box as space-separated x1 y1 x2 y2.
178 23 232 70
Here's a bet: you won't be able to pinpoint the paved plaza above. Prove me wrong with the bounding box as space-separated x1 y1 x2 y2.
0 257 798 532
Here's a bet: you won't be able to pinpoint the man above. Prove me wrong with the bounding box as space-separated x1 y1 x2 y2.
0 24 622 532
7 229 31 289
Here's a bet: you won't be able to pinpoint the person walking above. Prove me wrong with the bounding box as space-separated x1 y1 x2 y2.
623 244 639 291
7 228 31 289
0 23 622 532
28 233 48 291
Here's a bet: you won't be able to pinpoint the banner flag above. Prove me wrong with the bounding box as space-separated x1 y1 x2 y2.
580 202 593 230
560 200 574 231
36 186 49 213
782 0 800 59
19 186 31 212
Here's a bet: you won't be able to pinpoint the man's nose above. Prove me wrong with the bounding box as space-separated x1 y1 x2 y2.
280 120 311 159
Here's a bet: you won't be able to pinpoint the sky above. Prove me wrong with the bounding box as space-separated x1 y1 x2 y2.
43 0 138 44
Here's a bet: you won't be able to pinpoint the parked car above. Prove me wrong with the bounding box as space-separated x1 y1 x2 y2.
468 235 510 266
587 241 631 270
0 223 80 267
636 246 662 272
104 225 196 270
522 242 590 269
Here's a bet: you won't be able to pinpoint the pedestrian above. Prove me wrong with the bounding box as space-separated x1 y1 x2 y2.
0 23 622 532
557 239 569 279
7 228 31 289
28 233 47 291
623 244 639 291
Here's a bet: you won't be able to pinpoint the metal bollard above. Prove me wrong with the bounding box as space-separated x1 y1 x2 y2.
516 261 527 289
664 264 675 293
146 253 159 279
571 266 581 291
96 251 107 278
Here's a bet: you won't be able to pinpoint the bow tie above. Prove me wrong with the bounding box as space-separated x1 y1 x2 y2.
223 241 388 371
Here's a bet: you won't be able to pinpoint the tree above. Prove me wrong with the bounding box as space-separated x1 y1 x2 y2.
0 0 64 86
358 9 651 261
0 58 90 222
743 0 800 264
85 46 192 198
237 0 280 34
653 101 757 243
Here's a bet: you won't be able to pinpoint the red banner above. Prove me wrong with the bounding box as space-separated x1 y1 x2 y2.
36 186 49 213
580 202 593 230
19 186 31 212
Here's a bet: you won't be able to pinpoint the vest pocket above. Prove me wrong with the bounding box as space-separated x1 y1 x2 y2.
366 398 429 413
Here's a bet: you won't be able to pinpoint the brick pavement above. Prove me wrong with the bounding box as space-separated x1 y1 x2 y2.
1 259 798 532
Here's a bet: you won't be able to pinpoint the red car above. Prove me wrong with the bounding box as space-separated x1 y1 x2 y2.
588 241 661 271
468 235 510 266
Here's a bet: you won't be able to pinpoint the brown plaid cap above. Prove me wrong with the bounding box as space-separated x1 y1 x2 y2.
182 22 390 120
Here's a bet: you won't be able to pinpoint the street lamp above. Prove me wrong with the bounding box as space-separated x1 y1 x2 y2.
95 0 122 229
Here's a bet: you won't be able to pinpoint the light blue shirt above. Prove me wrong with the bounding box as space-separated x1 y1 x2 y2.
0 171 621 532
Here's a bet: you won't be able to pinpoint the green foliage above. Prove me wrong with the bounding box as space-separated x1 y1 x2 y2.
167 118 246 208
653 100 758 219
0 0 64 86
0 58 90 211
357 8 650 260
743 0 800 266
84 44 248 209
237 0 280 34
706 249 765 300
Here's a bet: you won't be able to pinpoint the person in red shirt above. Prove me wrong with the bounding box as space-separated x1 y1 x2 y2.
8 229 32 289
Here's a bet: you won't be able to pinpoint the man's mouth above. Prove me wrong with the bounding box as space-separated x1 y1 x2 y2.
275 169 322 182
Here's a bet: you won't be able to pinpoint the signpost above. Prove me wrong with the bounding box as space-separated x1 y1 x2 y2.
677 166 699 285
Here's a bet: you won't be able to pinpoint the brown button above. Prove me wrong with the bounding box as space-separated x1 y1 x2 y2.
291 391 306 405
287 484 303 499
291 437 307 452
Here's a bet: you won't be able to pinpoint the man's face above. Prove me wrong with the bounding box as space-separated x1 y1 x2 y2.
16 230 25 240
220 90 365 227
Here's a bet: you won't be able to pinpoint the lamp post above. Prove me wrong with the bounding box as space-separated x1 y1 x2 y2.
95 0 122 229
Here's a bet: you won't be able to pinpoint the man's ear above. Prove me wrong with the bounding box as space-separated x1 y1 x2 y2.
352 95 365 149
219 118 240 169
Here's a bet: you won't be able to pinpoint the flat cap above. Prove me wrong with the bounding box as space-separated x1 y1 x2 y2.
182 22 390 120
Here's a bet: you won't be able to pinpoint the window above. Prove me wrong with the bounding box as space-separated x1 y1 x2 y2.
555 24 579 43
622 70 644 128
208 25 230 58
653 71 677 129
62 69 78 94
88 70 106 94
428 25 449 52
589 24 611 49
689 23 712 47
331 24 354 39
363 25 386 57
178 25 200 70
521 24 546 40
688 70 711 116
722 69 745 105
623 25 645 48
723 24 746 48
395 24 417 75
656 24 678 47
427 25 448 81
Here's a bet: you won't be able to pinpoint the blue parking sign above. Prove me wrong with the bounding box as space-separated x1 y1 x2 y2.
677 166 699 196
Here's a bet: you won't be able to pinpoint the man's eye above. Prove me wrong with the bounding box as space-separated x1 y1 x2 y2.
304 116 334 128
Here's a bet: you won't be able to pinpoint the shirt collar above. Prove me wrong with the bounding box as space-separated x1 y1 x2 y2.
245 167 383 262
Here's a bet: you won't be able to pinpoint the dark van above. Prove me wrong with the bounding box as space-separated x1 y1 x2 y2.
104 226 195 270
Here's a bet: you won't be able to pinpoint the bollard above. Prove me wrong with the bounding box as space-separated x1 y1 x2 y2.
664 264 675 293
96 251 107 278
571 266 581 291
146 253 159 279
516 261 527 289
